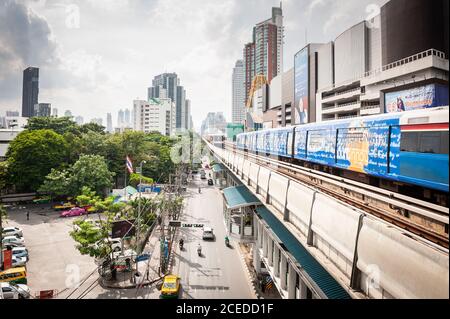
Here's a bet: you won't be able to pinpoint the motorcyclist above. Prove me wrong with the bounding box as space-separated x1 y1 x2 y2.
225 236 230 246
179 238 184 250
197 243 202 256
198 187 202 193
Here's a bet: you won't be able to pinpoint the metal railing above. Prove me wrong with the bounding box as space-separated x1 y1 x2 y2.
321 48 447 93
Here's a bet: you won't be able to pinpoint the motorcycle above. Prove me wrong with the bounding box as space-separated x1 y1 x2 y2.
197 245 202 256
225 237 230 247
179 239 184 251
198 187 202 194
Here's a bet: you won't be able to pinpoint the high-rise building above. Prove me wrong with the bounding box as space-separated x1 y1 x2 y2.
106 113 113 133
52 108 58 117
75 116 84 125
117 109 124 127
232 60 246 124
201 112 227 136
148 73 190 131
243 5 283 103
22 67 39 118
34 103 51 117
185 99 191 130
64 110 73 118
124 109 131 127
133 98 175 136
6 111 20 117
90 118 103 126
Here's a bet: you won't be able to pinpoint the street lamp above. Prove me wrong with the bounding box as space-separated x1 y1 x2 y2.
136 160 146 281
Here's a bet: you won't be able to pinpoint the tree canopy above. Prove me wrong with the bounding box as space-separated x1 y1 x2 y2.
6 129 68 192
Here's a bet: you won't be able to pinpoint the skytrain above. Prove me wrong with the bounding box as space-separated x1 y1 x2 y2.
236 107 449 204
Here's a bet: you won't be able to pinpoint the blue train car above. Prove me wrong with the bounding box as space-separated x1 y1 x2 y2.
235 107 448 193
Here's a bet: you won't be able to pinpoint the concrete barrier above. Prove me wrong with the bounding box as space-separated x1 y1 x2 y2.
268 172 289 214
357 216 449 299
286 181 315 237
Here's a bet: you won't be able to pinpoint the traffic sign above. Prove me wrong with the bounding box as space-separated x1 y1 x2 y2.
135 254 151 262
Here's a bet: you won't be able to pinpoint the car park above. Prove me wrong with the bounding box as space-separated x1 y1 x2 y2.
1 227 23 238
60 207 87 218
0 282 31 299
202 227 215 241
2 236 25 246
160 274 181 299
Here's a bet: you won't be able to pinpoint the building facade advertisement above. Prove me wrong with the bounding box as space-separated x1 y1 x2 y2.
294 48 309 124
385 84 449 113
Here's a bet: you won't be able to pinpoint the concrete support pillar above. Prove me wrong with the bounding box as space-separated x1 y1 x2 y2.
268 237 273 267
299 278 308 299
273 246 280 277
253 244 261 273
263 230 269 258
280 254 287 291
288 264 297 299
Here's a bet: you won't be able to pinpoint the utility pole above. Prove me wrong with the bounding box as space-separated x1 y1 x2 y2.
136 160 146 278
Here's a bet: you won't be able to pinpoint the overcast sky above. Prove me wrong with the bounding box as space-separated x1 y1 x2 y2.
0 0 388 130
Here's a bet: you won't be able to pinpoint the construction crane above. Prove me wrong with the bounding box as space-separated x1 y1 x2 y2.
246 75 268 108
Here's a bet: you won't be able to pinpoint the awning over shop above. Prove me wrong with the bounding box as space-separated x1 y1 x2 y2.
223 185 261 210
255 206 351 299
212 164 224 173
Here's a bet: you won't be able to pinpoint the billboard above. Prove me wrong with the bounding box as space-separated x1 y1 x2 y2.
112 219 135 239
294 47 309 124
385 84 449 113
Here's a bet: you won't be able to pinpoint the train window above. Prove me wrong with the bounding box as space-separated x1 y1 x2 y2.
401 131 449 154
419 132 442 154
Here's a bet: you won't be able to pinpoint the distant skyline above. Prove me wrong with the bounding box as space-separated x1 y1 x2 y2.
0 0 388 131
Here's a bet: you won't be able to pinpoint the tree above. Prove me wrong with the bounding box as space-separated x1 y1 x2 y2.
38 169 72 197
70 155 115 196
129 173 154 188
26 117 79 135
80 122 105 135
0 162 10 194
7 130 68 192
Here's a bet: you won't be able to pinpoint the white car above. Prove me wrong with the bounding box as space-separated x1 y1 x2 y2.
12 255 27 267
202 227 215 241
2 236 25 246
0 283 31 299
94 238 122 253
11 247 29 261
1 227 23 238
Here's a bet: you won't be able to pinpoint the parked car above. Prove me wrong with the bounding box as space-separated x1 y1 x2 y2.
207 179 214 186
160 274 181 299
60 207 87 218
53 202 76 211
1 227 23 238
2 236 25 246
202 227 215 241
94 238 122 253
11 247 29 261
0 282 31 299
12 255 27 267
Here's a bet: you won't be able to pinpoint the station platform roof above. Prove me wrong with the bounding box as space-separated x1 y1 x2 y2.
255 206 351 299
222 185 261 210
212 164 224 173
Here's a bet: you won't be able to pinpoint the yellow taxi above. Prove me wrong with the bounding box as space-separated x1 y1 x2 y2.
53 203 76 211
160 274 181 299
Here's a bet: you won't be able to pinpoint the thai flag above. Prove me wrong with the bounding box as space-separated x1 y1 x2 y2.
126 156 134 174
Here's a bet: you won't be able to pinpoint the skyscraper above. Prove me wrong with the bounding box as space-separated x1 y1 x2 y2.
124 109 131 127
148 73 190 131
34 103 51 117
185 99 191 130
22 67 39 117
107 113 113 133
64 110 73 118
232 60 246 124
75 116 84 125
52 108 58 117
243 5 283 102
117 109 124 127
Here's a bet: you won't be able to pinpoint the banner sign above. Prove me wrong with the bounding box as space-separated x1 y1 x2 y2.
385 84 449 113
3 250 12 270
294 47 309 124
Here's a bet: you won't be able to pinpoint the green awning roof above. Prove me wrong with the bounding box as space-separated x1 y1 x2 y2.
223 185 261 210
255 206 351 299
212 164 224 173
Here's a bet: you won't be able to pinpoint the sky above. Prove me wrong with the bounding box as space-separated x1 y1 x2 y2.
0 0 388 131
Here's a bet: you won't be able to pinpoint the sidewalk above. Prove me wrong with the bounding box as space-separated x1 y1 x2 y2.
100 224 164 289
